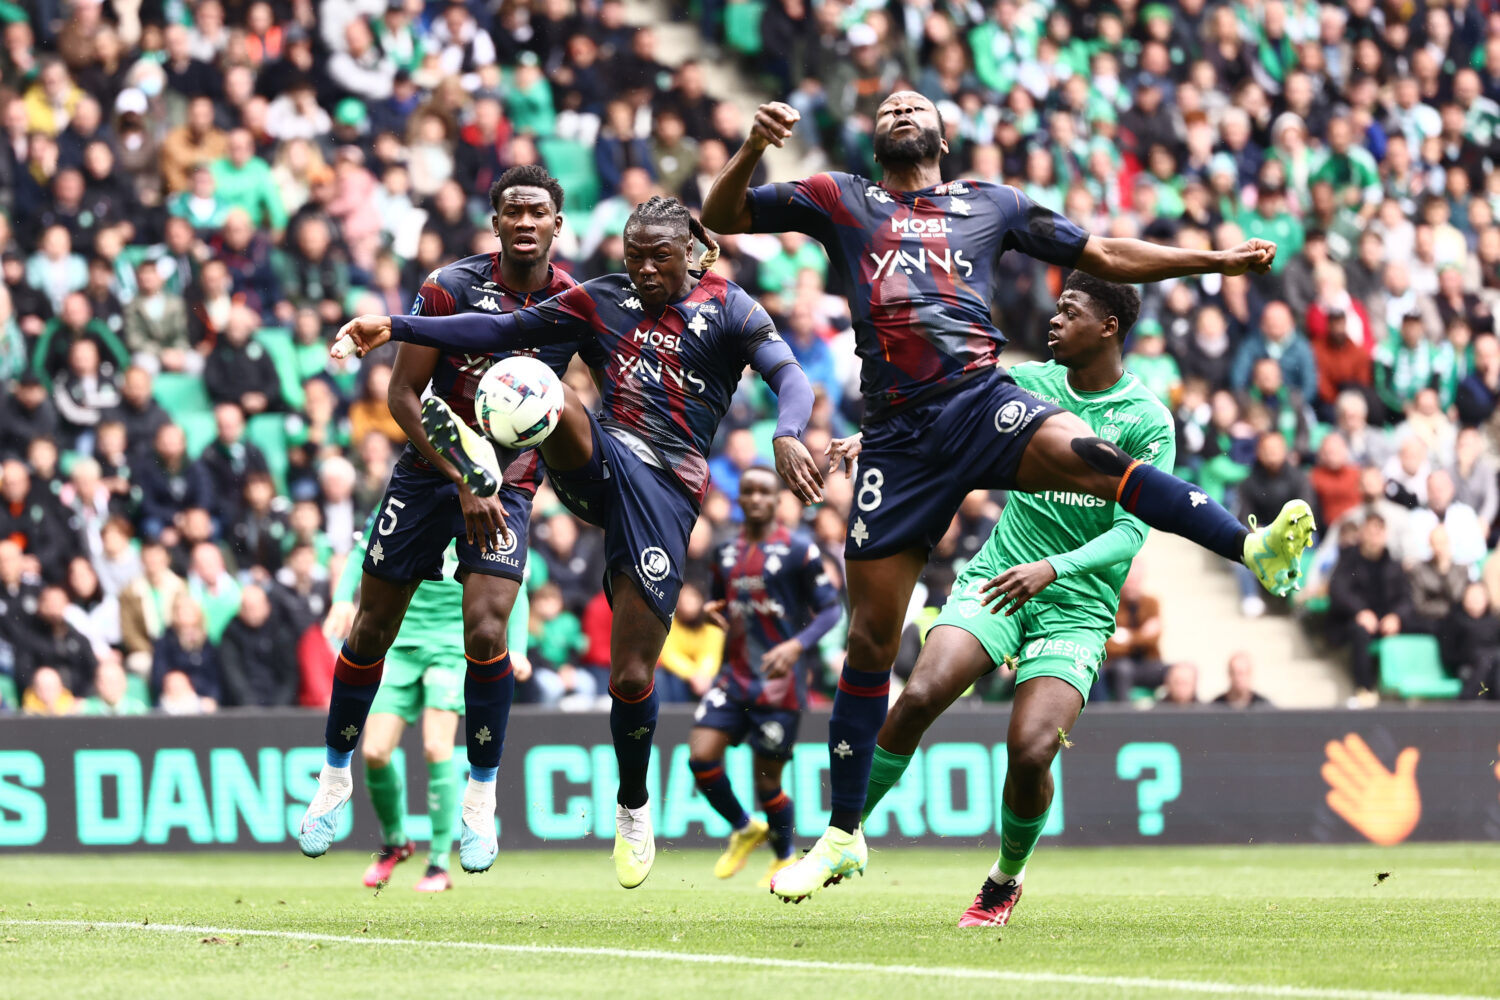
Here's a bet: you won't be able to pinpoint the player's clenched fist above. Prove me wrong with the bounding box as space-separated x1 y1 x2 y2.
1220 239 1277 276
331 314 394 359
749 102 801 151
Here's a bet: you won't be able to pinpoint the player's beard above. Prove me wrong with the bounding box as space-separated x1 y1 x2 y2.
873 124 943 169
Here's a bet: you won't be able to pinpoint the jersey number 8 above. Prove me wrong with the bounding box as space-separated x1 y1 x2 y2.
856 468 884 512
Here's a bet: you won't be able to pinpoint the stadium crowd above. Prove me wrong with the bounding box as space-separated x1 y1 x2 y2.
1 0 1499 717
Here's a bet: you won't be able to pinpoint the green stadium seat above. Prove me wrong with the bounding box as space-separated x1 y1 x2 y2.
0 673 17 710
246 413 290 494
179 410 218 459
724 0 765 55
255 327 306 411
125 672 150 708
538 137 601 215
152 372 213 418
1376 635 1462 700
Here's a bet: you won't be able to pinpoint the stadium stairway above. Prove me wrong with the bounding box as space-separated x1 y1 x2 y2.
1137 531 1348 707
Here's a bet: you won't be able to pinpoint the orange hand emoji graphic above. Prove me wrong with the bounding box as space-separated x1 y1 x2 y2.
1321 733 1421 846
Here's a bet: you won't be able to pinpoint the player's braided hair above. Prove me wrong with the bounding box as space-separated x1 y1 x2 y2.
626 195 721 271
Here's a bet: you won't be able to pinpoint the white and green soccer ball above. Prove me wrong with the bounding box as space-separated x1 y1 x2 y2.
474 355 564 449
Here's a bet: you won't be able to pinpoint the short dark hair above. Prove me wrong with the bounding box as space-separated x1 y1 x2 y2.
1063 270 1141 336
740 463 782 487
489 165 564 214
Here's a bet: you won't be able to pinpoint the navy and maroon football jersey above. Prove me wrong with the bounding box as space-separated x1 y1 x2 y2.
711 525 838 711
745 173 1091 418
391 271 797 506
402 252 581 494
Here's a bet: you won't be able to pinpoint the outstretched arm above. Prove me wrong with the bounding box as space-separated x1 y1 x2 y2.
1075 235 1277 282
333 288 594 358
701 102 801 234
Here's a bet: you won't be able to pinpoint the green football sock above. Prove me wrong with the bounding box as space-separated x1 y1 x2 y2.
861 745 914 822
366 761 406 846
998 800 1050 878
426 759 458 871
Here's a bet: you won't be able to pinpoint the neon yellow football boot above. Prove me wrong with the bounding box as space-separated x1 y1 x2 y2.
713 819 769 879
1242 499 1316 597
769 827 867 902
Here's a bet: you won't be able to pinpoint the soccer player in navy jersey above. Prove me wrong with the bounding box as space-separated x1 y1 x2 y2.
331 196 822 889
296 166 589 876
701 92 1316 900
689 465 841 886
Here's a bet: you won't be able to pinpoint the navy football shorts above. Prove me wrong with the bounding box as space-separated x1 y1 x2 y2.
547 411 697 627
692 686 801 760
846 366 1061 560
361 461 532 584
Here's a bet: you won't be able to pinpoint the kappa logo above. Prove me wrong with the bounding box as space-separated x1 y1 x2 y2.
427 268 444 283
759 721 786 748
865 185 893 203
622 295 642 310
477 295 500 312
950 197 971 216
640 546 671 582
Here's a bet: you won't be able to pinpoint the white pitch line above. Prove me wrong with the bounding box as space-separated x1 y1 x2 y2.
4 919 1496 1000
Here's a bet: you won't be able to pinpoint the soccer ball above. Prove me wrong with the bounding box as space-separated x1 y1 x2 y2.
474 356 564 449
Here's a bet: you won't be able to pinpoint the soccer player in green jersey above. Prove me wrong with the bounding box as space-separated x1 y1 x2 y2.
840 272 1176 927
323 524 530 892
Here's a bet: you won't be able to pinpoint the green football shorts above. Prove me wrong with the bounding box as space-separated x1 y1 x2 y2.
931 581 1109 704
368 639 466 724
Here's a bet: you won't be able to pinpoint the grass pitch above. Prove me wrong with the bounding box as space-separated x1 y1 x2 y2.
2 844 1497 1000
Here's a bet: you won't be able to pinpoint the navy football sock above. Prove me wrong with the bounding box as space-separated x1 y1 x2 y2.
689 758 749 830
827 664 891 833
324 646 386 767
1116 461 1249 563
464 652 515 775
610 681 658 809
758 786 796 859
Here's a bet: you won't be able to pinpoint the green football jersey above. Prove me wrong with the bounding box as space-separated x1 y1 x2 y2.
980 361 1177 616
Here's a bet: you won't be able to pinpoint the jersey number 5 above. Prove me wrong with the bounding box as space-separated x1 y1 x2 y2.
378 497 407 536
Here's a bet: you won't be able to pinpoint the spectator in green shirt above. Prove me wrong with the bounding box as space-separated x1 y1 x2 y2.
1236 182 1304 274
79 655 149 715
1311 114 1382 219
758 232 828 297
1126 318 1182 407
210 128 288 234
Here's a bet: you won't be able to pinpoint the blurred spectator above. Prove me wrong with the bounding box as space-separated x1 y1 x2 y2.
595 99 654 198
133 423 213 540
1449 428 1499 546
0 539 38 680
108 366 170 461
1456 333 1500 431
1405 470 1486 568
1383 436 1432 510
31 290 126 386
198 402 271 527
1156 662 1199 707
218 583 299 707
1310 311 1372 423
1409 525 1470 636
521 581 597 707
273 216 350 325
79 654 148 715
1101 570 1167 702
1329 513 1410 707
21 664 76 716
187 541 242 643
1440 582 1500 700
1230 301 1317 401
654 583 722 702
213 128 288 233
161 95 228 195
204 305 284 415
52 337 120 451
535 510 605 615
1212 652 1271 708
1309 433 1362 527
318 456 360 556
151 593 220 708
0 458 76 581
0 374 59 459
329 18 395 101
123 260 194 374
273 541 331 634
19 584 96 696
94 516 141 599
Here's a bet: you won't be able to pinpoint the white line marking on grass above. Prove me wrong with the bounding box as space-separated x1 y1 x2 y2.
4 919 1495 1000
